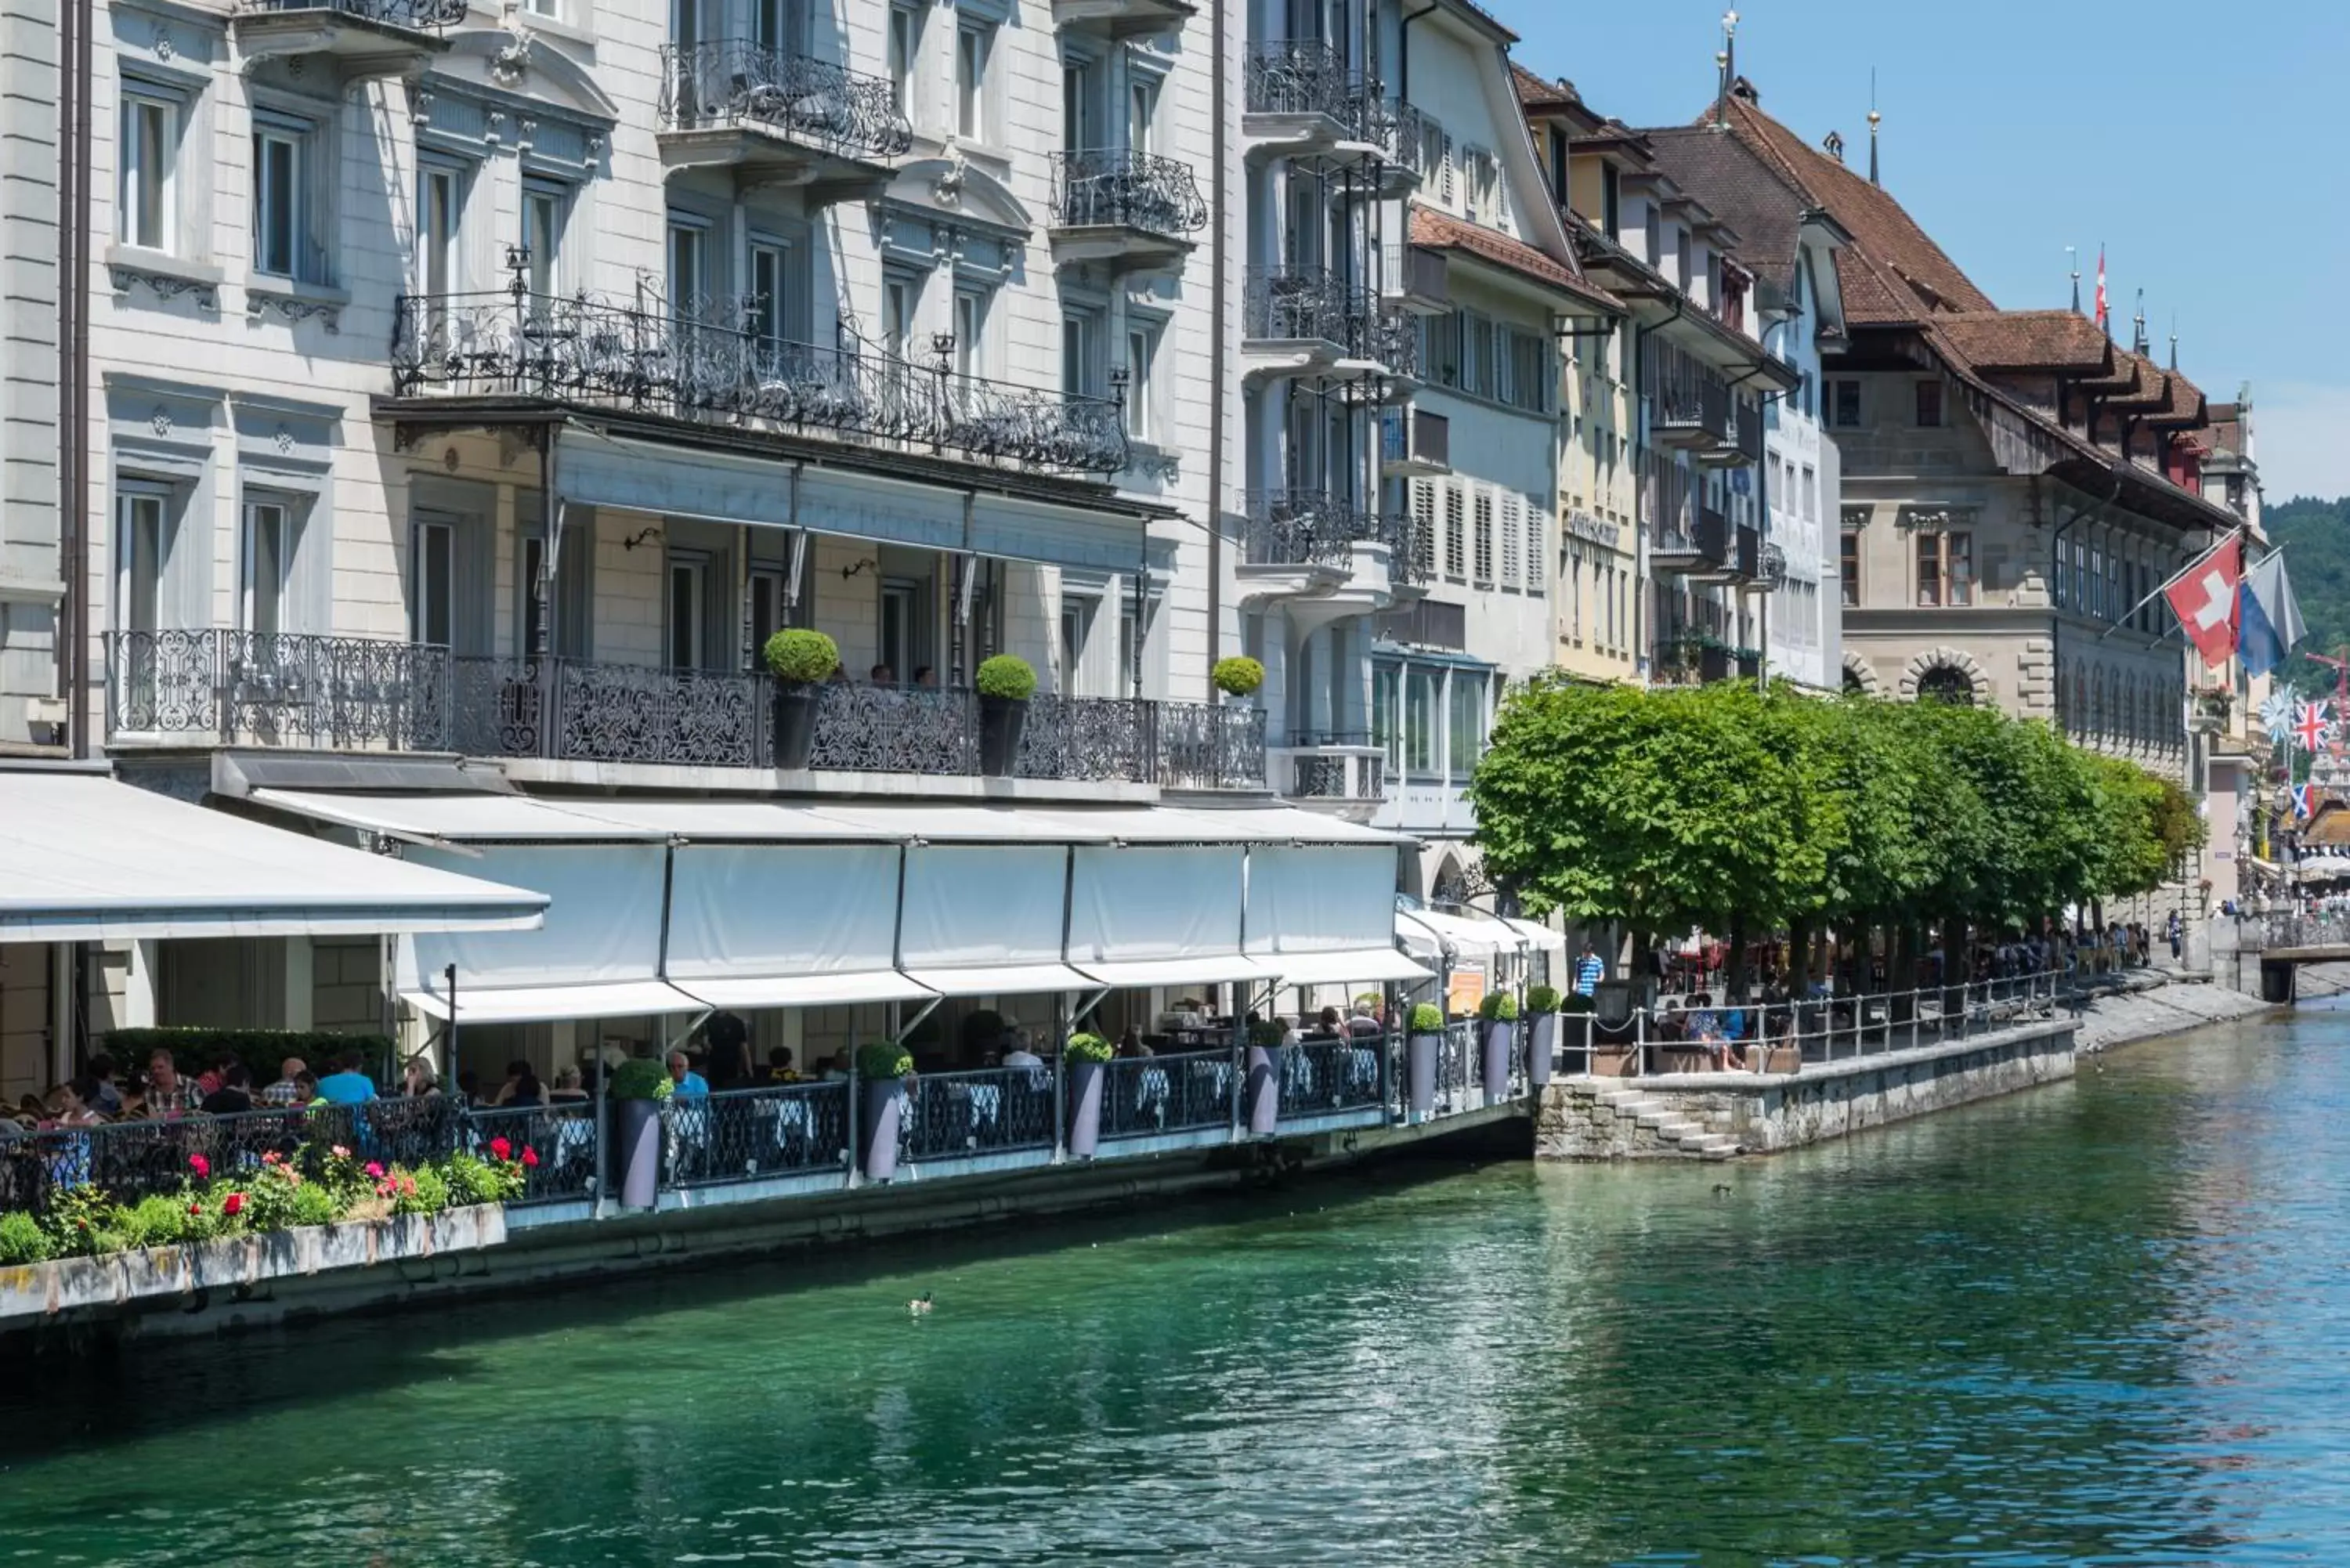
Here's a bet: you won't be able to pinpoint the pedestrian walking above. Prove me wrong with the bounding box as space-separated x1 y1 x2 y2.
2167 910 2182 963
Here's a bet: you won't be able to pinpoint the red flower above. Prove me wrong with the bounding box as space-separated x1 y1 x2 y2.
187 1201 202 1216
520 1147 539 1168
222 1192 244 1217
188 1154 210 1180
364 1162 385 1179
489 1136 512 1162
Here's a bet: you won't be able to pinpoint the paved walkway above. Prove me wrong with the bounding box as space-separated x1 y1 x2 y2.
2067 974 2276 1054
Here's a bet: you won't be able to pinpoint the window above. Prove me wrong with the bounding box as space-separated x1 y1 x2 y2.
1499 495 1521 587
1840 530 1860 606
1801 465 1817 523
522 0 558 16
1373 663 1400 773
1059 594 1095 692
879 578 924 681
251 123 302 278
749 565 790 659
1600 162 1620 239
120 489 170 634
1567 549 1583 641
1405 668 1438 779
1915 530 1973 608
1442 485 1465 580
1410 479 1436 581
955 24 989 142
1674 228 1690 288
954 290 985 381
1500 327 1552 415
1643 204 1661 268
1829 380 1861 428
880 271 915 359
667 554 708 670
1061 308 1102 397
749 242 785 351
412 517 454 647
1447 674 1482 784
1914 379 1943 428
888 5 920 117
1128 79 1155 154
522 184 566 297
243 500 292 636
119 88 177 251
1123 323 1153 438
1061 56 1101 152
667 221 706 314
1524 501 1545 597
418 165 461 298
519 530 546 656
1472 490 1494 585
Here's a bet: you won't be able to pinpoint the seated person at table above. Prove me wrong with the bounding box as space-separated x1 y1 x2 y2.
819 1048 851 1082
43 1079 101 1128
85 1053 124 1115
1347 1003 1383 1037
141 1049 203 1116
1003 1038 1045 1069
315 1053 378 1105
490 1060 531 1106
765 1046 800 1083
548 1066 587 1103
200 1064 255 1116
1117 1026 1152 1058
1309 1006 1343 1039
1683 995 1723 1043
401 1056 442 1097
667 1050 710 1097
258 1056 307 1107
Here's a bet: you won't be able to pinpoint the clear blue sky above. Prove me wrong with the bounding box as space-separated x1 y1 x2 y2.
1490 0 2348 504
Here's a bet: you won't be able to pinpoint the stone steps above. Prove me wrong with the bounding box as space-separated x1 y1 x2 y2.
1586 1086 1738 1160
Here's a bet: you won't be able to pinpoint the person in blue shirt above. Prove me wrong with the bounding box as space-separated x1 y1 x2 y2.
1573 942 1605 998
313 1053 378 1104
666 1050 710 1098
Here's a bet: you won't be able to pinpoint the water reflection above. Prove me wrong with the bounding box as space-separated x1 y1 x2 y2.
9 1011 2349 1566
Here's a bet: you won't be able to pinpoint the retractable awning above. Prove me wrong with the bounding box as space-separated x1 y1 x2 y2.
1260 947 1432 987
1066 841 1257 990
1508 919 1568 957
901 962 1096 998
0 769 546 942
898 841 1090 998
1400 908 1529 961
400 843 669 1024
664 842 931 1010
404 977 708 1025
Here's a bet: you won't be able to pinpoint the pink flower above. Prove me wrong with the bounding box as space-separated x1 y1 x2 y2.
364 1162 385 1179
188 1154 210 1180
222 1192 245 1217
262 1151 280 1166
330 1145 351 1160
489 1136 512 1162
520 1147 539 1169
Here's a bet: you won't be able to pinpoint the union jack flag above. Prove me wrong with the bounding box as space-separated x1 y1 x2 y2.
2293 783 2317 820
2295 700 2334 754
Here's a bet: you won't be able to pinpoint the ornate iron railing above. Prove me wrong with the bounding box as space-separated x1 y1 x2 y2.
1281 1035 1387 1116
902 1066 1057 1163
466 1100 599 1207
1364 97 1434 173
1243 266 1369 346
552 659 768 768
106 628 453 750
657 41 912 161
1099 1048 1235 1140
1241 489 1419 584
1049 150 1208 237
236 0 466 27
663 1082 849 1188
1152 699 1266 790
391 290 1129 474
1244 39 1372 126
1019 693 1152 782
807 683 973 775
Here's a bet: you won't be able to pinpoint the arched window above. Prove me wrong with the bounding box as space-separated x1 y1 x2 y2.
1917 664 1974 706
1842 667 1868 695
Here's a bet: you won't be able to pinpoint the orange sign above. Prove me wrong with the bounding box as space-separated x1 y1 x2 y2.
1446 965 1487 1019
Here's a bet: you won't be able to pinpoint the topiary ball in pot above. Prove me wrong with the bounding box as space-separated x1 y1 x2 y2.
765 629 839 768
975 656 1036 775
1211 656 1265 698
1526 985 1561 1015
1408 1003 1444 1034
1065 1031 1114 1064
1477 992 1519 1023
765 628 841 685
974 655 1038 701
856 1040 915 1081
608 1057 674 1101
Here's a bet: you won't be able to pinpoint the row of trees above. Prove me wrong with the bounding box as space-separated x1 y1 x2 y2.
1468 680 2204 991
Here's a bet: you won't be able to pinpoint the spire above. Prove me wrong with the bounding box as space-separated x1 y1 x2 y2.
2068 246 2081 314
1716 11 1739 131
1867 70 1881 186
2131 289 2149 356
2169 317 2178 371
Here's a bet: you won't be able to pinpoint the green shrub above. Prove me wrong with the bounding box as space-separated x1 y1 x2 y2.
0 1210 49 1264
1562 992 1596 1016
1248 1018 1285 1050
399 1164 451 1216
1478 992 1519 1023
974 654 1037 701
1408 1003 1444 1033
1211 656 1265 696
1064 1031 1114 1064
1526 985 1561 1015
608 1057 674 1102
288 1180 341 1229
857 1040 914 1080
121 1194 197 1249
765 627 840 684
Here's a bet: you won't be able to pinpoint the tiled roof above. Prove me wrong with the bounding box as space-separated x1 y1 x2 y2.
1636 125 1811 300
1714 96 1994 325
1931 310 2113 373
1409 206 1622 312
1512 63 1580 107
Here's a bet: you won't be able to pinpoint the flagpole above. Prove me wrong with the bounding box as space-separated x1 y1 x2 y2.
2099 525 2245 642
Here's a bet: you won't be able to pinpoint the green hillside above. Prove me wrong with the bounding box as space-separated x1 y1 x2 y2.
2268 496 2350 695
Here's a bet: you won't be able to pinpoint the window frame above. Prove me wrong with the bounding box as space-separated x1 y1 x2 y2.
955 22 992 143
1829 379 1862 428
250 119 304 280
1914 529 1974 609
1839 529 1860 608
521 181 569 298
417 162 463 298
411 515 456 648
888 5 921 117
118 85 180 254
1914 378 1944 428
241 495 297 636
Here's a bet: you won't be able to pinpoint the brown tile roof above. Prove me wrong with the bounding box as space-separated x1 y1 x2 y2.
1931 310 2113 374
1409 206 1622 312
1714 96 1994 325
1636 125 1813 302
1512 63 1580 107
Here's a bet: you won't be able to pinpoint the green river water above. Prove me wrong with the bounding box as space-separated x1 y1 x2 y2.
3 1009 2344 1566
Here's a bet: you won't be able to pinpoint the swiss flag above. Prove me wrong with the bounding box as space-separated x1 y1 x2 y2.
2164 534 2243 669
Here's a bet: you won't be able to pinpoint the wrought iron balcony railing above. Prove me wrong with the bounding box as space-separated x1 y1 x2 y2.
235 0 465 27
1241 490 1423 585
1049 150 1208 237
1243 266 1368 346
1245 39 1371 128
391 290 1128 474
103 630 1267 788
657 41 913 161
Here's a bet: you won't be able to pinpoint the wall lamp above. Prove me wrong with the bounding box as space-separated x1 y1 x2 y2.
621 526 663 551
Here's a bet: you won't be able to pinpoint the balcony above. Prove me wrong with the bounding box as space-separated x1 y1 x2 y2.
1242 491 1421 584
102 630 1267 790
1383 243 1451 316
1275 732 1389 818
656 42 912 202
1650 638 1735 688
1372 598 1466 652
1650 508 1730 577
1242 41 1386 164
389 290 1127 475
1362 98 1433 193
229 0 461 75
1730 522 1762 583
1047 150 1207 274
1380 405 1449 477
1050 0 1195 37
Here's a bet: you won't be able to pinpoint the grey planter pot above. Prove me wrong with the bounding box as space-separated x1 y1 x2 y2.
1407 1032 1441 1118
1528 1013 1558 1088
1066 1059 1104 1157
978 695 1029 776
1481 1021 1515 1101
1244 1044 1281 1135
862 1081 905 1181
772 681 822 769
614 1097 662 1209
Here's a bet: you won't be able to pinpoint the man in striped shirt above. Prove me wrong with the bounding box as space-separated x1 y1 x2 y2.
1573 942 1606 999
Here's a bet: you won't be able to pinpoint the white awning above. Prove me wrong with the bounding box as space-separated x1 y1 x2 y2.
1244 844 1405 958
899 843 1069 968
253 789 914 844
402 977 707 1024
0 769 547 942
1074 955 1280 989
1068 844 1246 970
1508 918 1568 956
1401 907 1529 961
902 963 1097 998
405 843 667 990
682 971 935 1010
1259 947 1433 986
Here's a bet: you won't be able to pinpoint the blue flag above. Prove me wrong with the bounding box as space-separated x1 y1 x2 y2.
2240 550 2307 678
